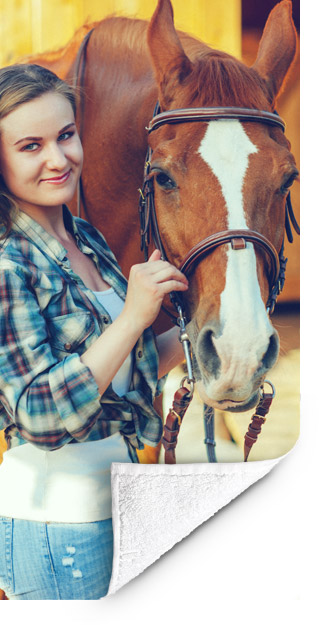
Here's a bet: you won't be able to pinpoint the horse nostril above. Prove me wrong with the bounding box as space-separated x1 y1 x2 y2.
261 331 280 370
197 328 221 379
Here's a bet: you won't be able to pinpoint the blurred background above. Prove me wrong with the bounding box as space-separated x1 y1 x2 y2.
0 0 300 463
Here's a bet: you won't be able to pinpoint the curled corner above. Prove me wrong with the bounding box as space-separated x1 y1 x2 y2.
108 456 286 595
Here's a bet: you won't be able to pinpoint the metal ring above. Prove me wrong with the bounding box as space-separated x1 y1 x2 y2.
180 376 195 397
260 379 276 398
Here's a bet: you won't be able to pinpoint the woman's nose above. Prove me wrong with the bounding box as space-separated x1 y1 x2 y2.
45 143 68 169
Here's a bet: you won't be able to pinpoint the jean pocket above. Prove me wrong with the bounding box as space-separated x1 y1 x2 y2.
0 517 14 596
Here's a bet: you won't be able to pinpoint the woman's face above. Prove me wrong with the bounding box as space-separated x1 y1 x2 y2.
0 91 83 216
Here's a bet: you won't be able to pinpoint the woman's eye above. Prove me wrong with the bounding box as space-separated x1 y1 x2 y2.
21 142 39 152
155 172 176 189
58 131 74 141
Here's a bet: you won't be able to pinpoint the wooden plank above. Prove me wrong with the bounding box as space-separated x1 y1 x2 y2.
38 0 84 52
0 0 33 64
1 0 241 65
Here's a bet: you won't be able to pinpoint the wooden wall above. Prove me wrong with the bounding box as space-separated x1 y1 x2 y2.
0 0 241 66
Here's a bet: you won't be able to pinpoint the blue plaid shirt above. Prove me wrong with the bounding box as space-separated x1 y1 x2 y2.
0 206 165 460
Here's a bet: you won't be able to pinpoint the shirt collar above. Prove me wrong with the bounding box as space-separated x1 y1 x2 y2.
11 205 77 263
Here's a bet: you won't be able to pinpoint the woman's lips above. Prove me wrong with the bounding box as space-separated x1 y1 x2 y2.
41 170 71 184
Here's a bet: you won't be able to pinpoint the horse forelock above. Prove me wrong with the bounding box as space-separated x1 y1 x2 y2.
177 53 271 109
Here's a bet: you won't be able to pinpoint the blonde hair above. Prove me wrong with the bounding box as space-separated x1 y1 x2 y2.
0 64 77 239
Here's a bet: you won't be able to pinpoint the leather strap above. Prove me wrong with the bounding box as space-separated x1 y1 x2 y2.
179 228 280 286
244 392 274 461
147 107 286 134
162 386 193 464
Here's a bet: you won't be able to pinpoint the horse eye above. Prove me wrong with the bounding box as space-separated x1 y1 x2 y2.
155 172 176 189
280 172 298 194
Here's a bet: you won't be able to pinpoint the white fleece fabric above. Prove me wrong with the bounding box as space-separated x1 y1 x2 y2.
108 458 281 594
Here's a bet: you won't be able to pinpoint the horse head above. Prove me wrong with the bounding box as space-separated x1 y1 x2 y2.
146 0 298 411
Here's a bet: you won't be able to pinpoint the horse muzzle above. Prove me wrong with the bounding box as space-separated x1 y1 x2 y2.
191 320 280 411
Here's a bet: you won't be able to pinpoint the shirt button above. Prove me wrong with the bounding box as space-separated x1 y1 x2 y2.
64 342 72 351
102 316 109 324
137 350 143 358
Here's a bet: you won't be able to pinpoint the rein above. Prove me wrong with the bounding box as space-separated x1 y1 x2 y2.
139 103 300 463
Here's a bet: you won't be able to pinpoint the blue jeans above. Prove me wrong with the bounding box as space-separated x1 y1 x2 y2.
0 516 113 600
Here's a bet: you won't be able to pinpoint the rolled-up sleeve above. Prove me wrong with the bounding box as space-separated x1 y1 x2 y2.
0 264 103 449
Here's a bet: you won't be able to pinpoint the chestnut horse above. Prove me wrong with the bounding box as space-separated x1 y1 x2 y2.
23 0 298 424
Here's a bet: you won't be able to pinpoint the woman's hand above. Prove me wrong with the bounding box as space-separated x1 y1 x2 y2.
122 249 188 333
81 250 188 395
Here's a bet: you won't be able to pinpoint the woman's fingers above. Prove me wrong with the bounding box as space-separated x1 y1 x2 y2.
157 279 189 294
150 265 188 287
125 252 189 331
140 251 189 287
148 249 162 262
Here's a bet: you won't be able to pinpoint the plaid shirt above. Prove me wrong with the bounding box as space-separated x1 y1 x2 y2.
0 206 165 460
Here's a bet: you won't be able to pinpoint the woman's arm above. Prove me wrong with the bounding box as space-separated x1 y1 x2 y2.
80 250 188 394
156 326 185 378
0 251 187 448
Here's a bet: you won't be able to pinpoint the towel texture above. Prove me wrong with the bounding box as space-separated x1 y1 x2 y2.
108 458 281 594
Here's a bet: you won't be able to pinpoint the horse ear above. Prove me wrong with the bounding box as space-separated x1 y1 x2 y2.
253 0 297 106
147 0 193 109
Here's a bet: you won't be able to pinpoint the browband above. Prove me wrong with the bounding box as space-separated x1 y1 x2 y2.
147 107 286 134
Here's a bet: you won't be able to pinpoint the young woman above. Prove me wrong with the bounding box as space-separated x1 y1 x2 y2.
0 64 188 600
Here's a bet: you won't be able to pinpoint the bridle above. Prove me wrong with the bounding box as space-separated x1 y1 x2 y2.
139 104 299 463
139 103 299 318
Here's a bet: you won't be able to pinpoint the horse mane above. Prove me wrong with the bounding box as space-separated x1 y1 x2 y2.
19 22 100 78
93 17 270 109
22 23 96 64
94 16 149 56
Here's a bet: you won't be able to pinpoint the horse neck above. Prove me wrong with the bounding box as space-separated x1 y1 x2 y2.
83 18 159 145
22 23 99 79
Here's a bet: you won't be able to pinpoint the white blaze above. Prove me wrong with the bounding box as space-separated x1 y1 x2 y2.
198 120 273 392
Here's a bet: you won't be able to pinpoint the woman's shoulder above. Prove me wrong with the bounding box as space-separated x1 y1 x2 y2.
74 217 108 247
0 230 37 278
74 218 122 271
1 229 27 261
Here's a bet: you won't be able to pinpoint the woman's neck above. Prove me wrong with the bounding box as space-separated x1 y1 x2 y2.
19 203 70 244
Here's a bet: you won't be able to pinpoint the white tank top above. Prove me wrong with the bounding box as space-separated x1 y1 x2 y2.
92 287 133 397
0 287 133 522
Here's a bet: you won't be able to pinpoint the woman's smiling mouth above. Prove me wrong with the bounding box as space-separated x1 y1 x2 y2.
41 170 71 184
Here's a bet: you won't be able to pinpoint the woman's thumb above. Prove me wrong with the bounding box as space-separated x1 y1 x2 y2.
148 249 162 262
